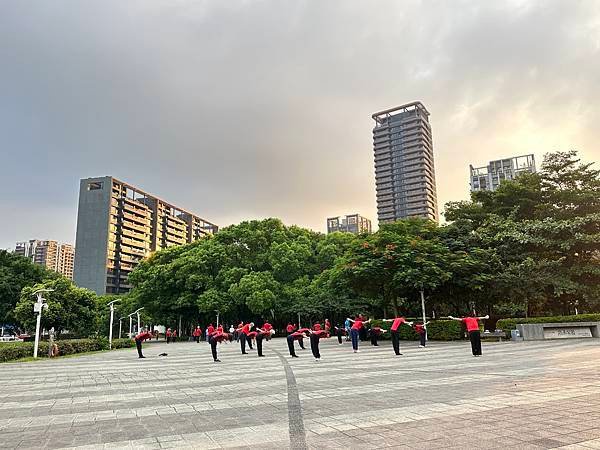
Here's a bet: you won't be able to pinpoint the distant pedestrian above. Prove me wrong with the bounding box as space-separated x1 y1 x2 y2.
166 328 172 344
172 329 177 341
134 328 153 358
287 328 310 358
448 314 489 356
335 323 344 344
208 330 231 362
414 322 429 347
383 317 413 356
369 326 386 346
193 326 202 343
344 318 351 341
309 323 329 361
347 317 371 353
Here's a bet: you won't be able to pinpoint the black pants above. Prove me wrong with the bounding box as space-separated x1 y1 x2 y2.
166 337 170 343
370 332 379 346
209 337 218 361
240 333 248 353
135 339 143 358
359 327 367 341
469 331 482 355
297 337 305 349
287 335 297 357
256 334 264 356
246 334 254 349
337 329 343 344
419 333 426 347
194 336 200 343
391 330 400 355
310 334 320 359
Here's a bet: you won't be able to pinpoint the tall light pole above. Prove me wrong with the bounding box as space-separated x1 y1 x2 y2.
128 313 135 338
134 308 144 333
32 288 53 359
107 299 120 349
119 317 125 339
420 288 428 344
216 311 220 329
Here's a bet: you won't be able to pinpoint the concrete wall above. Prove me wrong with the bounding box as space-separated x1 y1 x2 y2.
73 177 112 295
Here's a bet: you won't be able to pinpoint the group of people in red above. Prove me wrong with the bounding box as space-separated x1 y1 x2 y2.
133 312 490 360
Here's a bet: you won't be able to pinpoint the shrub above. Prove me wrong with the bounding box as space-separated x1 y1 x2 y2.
112 338 135 349
0 341 49 362
496 314 600 337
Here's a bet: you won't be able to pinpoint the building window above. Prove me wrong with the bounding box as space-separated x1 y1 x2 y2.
88 181 103 191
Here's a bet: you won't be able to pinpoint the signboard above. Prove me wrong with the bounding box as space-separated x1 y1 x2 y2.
543 327 592 339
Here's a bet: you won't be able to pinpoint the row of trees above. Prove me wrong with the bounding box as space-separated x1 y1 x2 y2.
1 151 597 336
129 151 600 328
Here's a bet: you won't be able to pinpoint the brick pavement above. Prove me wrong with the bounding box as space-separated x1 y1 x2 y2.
1 337 600 449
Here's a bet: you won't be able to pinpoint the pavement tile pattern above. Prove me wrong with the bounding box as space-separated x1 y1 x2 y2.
1 337 600 449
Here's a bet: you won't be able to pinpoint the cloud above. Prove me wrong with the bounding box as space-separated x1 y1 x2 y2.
1 0 599 249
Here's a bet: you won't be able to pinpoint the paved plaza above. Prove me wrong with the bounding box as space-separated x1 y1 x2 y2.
1 337 600 449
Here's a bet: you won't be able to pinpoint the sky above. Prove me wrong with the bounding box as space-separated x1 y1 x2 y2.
1 0 600 250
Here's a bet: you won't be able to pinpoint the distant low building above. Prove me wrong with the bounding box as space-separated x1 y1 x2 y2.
470 154 536 192
15 240 75 279
327 214 372 234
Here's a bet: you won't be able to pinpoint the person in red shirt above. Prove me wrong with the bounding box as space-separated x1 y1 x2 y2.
237 322 255 354
449 314 489 356
383 317 413 356
192 326 202 343
324 319 331 333
286 323 305 349
287 328 310 358
208 330 231 362
262 321 273 332
413 322 429 347
172 329 177 341
347 317 371 353
309 323 329 361
207 323 215 335
165 328 172 344
254 327 275 357
134 328 153 358
368 326 386 347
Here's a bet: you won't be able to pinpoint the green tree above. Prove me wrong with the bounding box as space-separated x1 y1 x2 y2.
0 250 57 325
15 278 98 337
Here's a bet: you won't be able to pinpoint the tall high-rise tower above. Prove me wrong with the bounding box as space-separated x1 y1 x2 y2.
372 102 439 223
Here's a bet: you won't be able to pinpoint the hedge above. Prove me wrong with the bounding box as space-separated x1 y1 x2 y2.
370 319 464 341
496 314 600 337
0 337 135 363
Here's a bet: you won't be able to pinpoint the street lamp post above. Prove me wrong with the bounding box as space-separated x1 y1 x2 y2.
107 299 120 350
216 311 220 329
119 317 125 339
420 289 428 344
128 313 135 338
32 288 53 359
133 308 144 334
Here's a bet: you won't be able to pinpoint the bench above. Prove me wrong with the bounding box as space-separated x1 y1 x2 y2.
517 322 600 341
480 331 506 342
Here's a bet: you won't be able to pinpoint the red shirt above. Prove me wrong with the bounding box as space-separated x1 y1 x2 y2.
290 329 308 340
286 324 295 333
263 323 273 331
414 324 425 334
207 325 215 335
325 319 331 330
351 320 364 330
463 317 481 332
241 323 251 334
166 330 172 337
135 331 153 341
172 331 177 337
211 331 229 343
193 328 201 337
391 317 406 331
